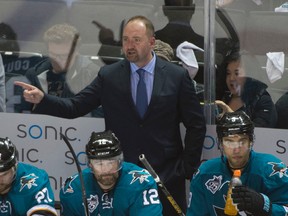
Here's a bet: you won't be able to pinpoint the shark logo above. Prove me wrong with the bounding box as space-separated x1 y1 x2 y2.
268 162 288 178
62 175 78 194
20 173 38 192
129 169 150 184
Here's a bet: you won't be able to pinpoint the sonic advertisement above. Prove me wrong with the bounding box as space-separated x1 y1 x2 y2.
0 113 288 200
0 113 105 200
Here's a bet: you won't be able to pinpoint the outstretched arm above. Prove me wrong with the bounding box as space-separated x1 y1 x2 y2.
14 81 44 104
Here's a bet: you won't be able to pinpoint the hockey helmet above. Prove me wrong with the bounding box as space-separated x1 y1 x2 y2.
0 137 18 172
216 111 254 141
86 130 122 159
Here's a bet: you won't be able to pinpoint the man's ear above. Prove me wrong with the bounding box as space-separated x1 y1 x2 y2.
219 144 224 153
249 141 254 149
86 158 91 168
217 138 223 150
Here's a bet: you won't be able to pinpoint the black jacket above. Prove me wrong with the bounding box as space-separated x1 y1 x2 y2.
223 77 277 128
275 92 288 129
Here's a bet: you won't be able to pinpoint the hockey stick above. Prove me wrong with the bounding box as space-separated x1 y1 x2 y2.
139 154 185 216
64 33 79 72
60 133 90 216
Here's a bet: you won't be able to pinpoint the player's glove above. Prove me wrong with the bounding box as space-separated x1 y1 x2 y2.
231 186 272 216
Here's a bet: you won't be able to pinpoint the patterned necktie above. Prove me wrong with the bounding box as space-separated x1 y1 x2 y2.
136 69 148 118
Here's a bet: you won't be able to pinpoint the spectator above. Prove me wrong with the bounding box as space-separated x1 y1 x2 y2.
25 23 104 117
0 137 57 215
0 22 42 113
92 20 124 65
0 54 5 112
187 111 288 215
155 0 204 52
0 22 20 53
155 0 238 84
60 130 162 215
275 92 288 129
153 39 174 62
15 15 206 216
155 0 237 55
215 51 277 128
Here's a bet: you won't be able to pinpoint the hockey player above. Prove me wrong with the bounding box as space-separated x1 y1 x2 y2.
0 137 57 216
187 111 288 215
60 130 163 215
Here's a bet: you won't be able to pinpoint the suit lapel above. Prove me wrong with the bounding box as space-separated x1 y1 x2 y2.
119 60 140 114
145 59 167 117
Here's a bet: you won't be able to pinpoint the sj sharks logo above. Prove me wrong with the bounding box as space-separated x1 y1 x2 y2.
129 169 151 184
268 162 288 178
20 173 38 192
62 175 78 194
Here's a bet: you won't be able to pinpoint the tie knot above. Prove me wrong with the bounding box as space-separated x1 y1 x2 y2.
136 69 145 78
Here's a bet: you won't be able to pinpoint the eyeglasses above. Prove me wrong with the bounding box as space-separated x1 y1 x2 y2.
222 138 250 149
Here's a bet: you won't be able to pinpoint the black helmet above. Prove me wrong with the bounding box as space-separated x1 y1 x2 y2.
86 130 122 159
216 111 254 141
0 137 18 172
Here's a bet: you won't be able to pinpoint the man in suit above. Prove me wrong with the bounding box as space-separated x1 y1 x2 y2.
15 15 206 216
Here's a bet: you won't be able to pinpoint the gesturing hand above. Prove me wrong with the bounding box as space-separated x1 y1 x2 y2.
215 100 234 113
231 186 272 216
14 81 44 104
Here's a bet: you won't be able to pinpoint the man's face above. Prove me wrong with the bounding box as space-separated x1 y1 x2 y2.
90 159 121 191
122 20 155 68
47 42 77 73
0 167 15 195
222 134 251 169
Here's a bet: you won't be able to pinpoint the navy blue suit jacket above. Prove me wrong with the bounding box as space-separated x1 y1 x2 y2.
35 57 206 181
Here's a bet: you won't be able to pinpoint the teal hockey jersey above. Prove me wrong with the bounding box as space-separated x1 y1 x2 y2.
60 161 163 215
0 162 56 215
187 151 288 215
